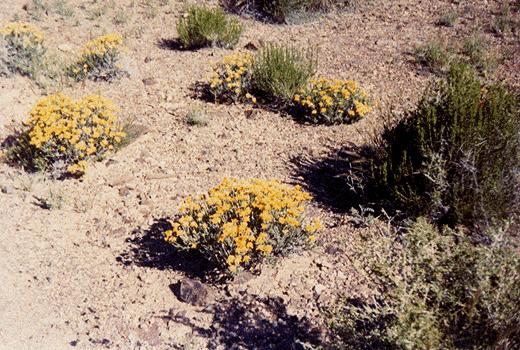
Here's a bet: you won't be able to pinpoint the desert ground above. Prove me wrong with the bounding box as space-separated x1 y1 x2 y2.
0 0 518 349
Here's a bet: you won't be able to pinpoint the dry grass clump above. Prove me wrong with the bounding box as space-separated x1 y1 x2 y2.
68 33 126 81
0 21 46 78
2 93 126 177
177 6 243 49
163 178 321 276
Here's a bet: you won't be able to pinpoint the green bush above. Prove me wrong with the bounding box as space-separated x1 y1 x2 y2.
177 6 243 49
372 63 519 228
333 218 520 350
462 34 496 72
251 43 316 104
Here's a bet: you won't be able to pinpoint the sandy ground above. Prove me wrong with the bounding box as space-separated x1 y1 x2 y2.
0 0 518 349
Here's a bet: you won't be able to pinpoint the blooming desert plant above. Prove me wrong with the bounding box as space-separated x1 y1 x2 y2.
209 52 256 103
293 78 371 124
3 93 126 177
0 21 46 78
68 33 126 81
163 178 320 275
177 6 243 49
251 43 316 104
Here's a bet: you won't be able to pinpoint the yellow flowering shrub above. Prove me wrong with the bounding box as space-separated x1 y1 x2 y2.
69 33 126 81
209 52 257 104
293 78 372 124
0 22 46 77
3 93 126 177
163 178 321 275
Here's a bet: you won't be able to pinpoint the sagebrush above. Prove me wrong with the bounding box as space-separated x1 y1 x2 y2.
332 217 520 349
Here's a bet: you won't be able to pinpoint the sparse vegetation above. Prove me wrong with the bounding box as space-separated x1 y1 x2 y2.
462 34 496 72
436 9 458 27
177 6 243 49
414 40 451 73
185 108 210 126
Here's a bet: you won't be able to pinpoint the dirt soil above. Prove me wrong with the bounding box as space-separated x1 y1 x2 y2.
0 0 518 349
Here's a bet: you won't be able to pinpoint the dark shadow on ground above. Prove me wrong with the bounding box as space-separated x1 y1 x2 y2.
291 143 375 213
156 38 187 51
117 219 209 279
167 295 323 349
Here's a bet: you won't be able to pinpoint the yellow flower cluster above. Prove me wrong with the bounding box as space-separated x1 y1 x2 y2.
70 33 125 81
24 93 125 175
164 178 320 274
80 33 124 58
0 22 44 46
209 52 256 104
294 78 372 124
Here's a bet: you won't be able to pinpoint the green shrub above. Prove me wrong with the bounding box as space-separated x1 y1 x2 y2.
332 218 520 350
0 22 46 78
372 63 519 228
414 40 451 73
251 43 316 104
177 6 243 49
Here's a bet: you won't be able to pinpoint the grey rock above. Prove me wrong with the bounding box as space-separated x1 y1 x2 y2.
174 278 208 306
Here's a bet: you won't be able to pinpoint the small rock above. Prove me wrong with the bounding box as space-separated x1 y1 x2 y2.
1 185 14 194
142 78 158 86
105 159 118 167
118 186 132 197
58 44 73 52
313 284 326 297
173 278 209 306
144 56 152 63
244 40 263 50
314 258 332 270
244 108 257 119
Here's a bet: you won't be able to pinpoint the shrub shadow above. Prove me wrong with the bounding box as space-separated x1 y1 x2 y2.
169 295 323 349
156 38 188 51
291 143 375 213
117 219 209 279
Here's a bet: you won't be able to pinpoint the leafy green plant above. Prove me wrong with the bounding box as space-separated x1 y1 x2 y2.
332 218 520 350
414 40 451 73
251 43 316 104
177 6 243 49
371 63 519 228
0 22 46 78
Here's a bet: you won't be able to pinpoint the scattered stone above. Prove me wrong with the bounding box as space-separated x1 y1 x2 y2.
173 278 209 306
142 78 158 86
244 40 263 50
58 44 73 52
244 108 257 119
1 185 14 194
105 159 118 167
144 56 152 63
314 258 332 270
324 245 344 255
118 186 132 197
